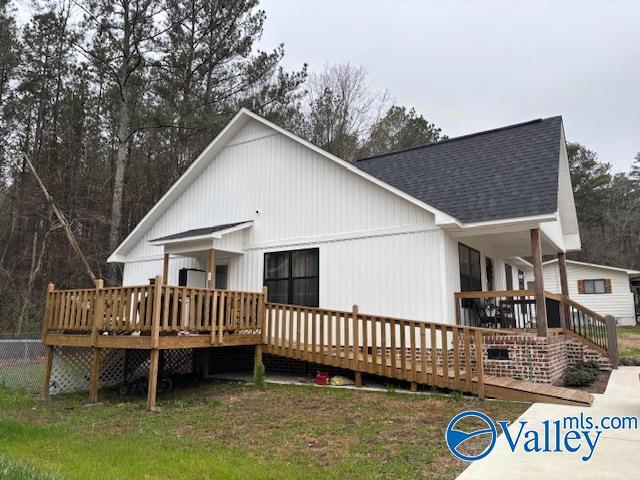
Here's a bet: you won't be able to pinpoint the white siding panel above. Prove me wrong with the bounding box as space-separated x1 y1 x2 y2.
223 230 446 323
543 262 635 324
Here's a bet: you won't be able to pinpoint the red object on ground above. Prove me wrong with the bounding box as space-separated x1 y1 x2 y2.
316 372 330 385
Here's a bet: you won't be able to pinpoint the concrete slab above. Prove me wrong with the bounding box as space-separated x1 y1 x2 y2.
457 367 640 480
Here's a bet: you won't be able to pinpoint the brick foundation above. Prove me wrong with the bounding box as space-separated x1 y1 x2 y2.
479 334 611 384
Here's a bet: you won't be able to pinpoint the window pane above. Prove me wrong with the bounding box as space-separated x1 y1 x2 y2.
292 249 318 277
265 279 288 303
594 280 606 294
470 250 481 280
265 252 289 279
459 245 470 275
584 280 594 294
292 278 319 307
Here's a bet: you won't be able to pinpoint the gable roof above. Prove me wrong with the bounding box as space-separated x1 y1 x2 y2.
543 258 640 275
356 117 563 223
108 109 458 262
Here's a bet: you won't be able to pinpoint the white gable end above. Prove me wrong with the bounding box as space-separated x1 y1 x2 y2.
123 118 436 261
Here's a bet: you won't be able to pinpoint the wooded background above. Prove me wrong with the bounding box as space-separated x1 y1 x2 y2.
0 0 638 333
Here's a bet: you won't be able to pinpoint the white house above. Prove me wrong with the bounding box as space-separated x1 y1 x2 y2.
108 108 580 326
542 259 639 325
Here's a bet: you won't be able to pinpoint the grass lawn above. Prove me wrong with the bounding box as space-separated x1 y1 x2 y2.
0 381 527 480
617 326 640 357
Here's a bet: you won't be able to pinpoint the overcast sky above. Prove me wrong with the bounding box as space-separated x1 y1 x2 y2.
260 0 639 172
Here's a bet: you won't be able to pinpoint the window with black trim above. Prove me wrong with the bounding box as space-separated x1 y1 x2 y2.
459 243 482 291
264 248 319 306
583 279 606 294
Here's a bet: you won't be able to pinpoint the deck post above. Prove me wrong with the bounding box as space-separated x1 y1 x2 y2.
147 349 160 410
89 347 102 403
91 279 104 347
410 381 417 392
352 304 359 370
355 371 363 388
42 345 54 397
557 252 569 330
254 344 263 369
605 315 620 368
162 253 169 285
260 286 268 343
530 228 548 337
42 283 55 345
475 331 485 400
148 275 163 411
207 249 216 289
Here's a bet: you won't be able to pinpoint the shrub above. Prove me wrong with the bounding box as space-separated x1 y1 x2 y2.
564 365 598 387
580 360 601 372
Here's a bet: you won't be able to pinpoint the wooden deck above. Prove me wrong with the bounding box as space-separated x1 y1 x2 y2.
41 281 599 408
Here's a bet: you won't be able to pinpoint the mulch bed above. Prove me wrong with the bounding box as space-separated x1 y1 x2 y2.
554 369 611 394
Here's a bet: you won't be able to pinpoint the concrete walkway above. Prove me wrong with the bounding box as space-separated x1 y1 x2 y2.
458 367 640 480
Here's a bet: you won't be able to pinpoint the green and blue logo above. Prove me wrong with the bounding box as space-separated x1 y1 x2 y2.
445 410 497 461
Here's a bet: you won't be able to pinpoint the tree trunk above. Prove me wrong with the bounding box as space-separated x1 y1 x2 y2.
109 98 129 266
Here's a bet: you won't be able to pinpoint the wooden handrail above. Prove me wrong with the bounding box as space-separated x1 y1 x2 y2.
454 289 534 300
560 296 606 323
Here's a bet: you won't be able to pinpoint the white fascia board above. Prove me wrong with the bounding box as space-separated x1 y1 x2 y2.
446 213 558 238
563 232 581 252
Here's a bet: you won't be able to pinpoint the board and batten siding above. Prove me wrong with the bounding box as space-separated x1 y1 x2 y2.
543 262 635 325
122 119 454 323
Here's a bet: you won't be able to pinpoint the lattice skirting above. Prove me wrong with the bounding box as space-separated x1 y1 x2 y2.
48 347 194 395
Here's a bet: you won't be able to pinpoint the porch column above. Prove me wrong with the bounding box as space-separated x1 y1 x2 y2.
530 228 548 337
207 249 216 289
162 253 169 285
557 252 569 329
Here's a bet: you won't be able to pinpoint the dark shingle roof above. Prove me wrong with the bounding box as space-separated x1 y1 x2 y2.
356 117 563 223
150 221 250 242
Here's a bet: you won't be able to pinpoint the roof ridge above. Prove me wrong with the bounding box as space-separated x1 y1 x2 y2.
356 116 561 163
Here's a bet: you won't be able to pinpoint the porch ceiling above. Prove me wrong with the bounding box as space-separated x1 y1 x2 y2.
455 229 559 258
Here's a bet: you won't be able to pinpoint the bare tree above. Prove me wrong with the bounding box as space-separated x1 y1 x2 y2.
301 63 389 160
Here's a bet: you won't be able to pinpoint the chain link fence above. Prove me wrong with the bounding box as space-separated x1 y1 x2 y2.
1 333 196 395
0 333 45 392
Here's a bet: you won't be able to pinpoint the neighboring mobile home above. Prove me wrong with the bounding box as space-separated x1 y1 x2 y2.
108 109 579 326
542 259 640 325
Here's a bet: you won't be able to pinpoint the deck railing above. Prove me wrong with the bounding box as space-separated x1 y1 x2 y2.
454 290 539 330
44 281 264 342
263 302 511 398
562 295 609 355
454 289 616 361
